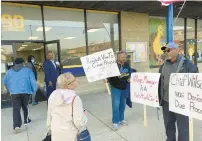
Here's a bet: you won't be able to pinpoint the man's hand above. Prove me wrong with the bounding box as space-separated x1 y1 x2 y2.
48 81 53 87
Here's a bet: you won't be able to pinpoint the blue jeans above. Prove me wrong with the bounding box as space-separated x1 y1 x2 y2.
110 85 127 124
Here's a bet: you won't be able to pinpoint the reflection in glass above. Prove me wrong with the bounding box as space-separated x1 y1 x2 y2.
197 20 202 72
174 18 184 55
87 11 119 54
1 4 43 40
44 7 86 66
187 19 195 62
1 44 14 95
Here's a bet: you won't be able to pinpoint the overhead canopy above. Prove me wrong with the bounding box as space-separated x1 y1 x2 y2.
6 1 202 19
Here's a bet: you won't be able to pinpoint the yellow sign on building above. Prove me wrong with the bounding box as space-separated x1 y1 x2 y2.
1 14 24 32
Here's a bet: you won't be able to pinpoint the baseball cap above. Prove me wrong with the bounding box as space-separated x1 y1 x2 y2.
161 42 179 51
15 58 25 64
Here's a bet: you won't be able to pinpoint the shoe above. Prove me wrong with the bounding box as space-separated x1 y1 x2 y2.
14 127 21 134
24 118 32 126
113 123 119 130
32 101 38 106
119 120 128 126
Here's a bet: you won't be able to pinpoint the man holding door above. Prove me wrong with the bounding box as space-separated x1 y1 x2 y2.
43 51 60 100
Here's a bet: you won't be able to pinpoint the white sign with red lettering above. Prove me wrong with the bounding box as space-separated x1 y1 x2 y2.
130 73 160 107
169 73 202 120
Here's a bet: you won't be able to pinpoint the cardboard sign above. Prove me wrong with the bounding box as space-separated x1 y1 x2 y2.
130 73 160 107
80 48 120 82
169 73 202 120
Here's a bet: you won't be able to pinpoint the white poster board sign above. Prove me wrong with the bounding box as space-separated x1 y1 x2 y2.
131 73 160 107
80 48 120 82
169 73 202 120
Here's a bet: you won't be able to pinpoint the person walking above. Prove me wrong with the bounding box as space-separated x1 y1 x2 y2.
47 73 90 141
43 51 60 100
159 42 198 141
26 55 38 105
3 58 38 133
107 50 131 130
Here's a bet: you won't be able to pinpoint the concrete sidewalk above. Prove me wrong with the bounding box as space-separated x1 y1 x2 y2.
2 90 202 141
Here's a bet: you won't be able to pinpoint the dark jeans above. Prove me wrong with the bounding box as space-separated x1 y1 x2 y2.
162 101 189 141
11 94 31 129
110 85 127 124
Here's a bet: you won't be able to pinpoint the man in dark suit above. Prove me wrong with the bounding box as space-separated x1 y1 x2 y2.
43 51 60 100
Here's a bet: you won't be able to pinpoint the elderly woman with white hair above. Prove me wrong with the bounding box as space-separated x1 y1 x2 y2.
47 73 90 141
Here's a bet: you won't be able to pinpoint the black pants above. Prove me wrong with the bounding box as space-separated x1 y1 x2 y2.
162 101 189 141
11 94 31 129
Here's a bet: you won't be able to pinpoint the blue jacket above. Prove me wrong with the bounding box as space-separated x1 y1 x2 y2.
3 64 38 95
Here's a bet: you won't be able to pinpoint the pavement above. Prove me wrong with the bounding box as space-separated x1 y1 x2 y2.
1 77 202 141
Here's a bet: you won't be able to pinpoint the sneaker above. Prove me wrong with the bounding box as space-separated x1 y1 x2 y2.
14 127 21 134
24 118 32 126
119 120 128 126
113 123 119 130
32 101 38 106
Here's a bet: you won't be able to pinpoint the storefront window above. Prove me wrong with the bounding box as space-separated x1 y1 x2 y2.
174 18 184 55
186 19 195 62
87 11 119 54
43 7 86 66
1 3 43 40
197 19 202 72
1 44 14 95
149 17 166 68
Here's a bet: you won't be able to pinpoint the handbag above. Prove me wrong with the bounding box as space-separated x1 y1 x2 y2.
72 96 91 141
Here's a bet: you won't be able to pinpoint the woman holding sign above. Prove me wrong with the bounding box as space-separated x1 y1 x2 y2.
107 51 131 130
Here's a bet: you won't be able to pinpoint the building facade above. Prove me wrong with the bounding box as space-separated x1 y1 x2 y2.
1 2 202 106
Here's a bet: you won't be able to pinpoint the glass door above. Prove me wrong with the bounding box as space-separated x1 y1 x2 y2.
44 40 62 74
1 42 15 108
44 40 61 63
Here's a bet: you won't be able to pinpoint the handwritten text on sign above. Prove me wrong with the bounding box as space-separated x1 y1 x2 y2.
80 48 120 82
169 73 202 120
130 73 160 107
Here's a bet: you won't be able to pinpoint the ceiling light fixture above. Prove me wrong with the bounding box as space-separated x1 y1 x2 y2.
28 37 39 40
173 26 192 30
64 37 76 40
36 27 52 32
87 29 100 33
19 47 25 49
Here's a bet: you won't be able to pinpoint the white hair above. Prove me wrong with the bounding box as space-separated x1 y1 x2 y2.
57 72 75 89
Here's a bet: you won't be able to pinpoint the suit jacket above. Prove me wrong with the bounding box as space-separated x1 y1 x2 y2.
43 60 60 85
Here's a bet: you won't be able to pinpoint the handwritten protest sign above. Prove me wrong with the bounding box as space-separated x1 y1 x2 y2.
80 48 120 82
130 73 160 107
169 73 202 120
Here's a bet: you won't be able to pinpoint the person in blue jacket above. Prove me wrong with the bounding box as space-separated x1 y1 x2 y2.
43 51 60 100
3 58 38 133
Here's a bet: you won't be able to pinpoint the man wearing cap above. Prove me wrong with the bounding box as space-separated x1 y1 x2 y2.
158 42 198 141
3 58 38 133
